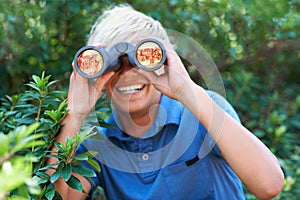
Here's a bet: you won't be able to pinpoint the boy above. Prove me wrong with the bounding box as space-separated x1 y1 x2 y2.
52 4 284 200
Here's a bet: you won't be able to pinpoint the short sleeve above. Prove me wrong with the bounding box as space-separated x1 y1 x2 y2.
206 90 241 123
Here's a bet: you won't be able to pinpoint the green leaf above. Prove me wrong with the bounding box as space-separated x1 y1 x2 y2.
13 133 45 152
45 110 58 122
33 175 48 185
57 99 67 112
19 122 40 139
74 154 89 161
86 158 101 172
61 164 72 181
33 172 50 184
50 168 61 183
26 83 40 92
19 140 46 150
76 127 97 145
0 133 10 155
32 74 41 85
66 175 83 192
54 142 65 152
73 151 98 162
72 164 96 177
38 162 59 171
45 184 56 200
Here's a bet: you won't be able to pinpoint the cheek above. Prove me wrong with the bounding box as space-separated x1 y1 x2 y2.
105 77 118 96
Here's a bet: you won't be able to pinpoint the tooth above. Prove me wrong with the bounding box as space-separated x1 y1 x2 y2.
117 84 143 93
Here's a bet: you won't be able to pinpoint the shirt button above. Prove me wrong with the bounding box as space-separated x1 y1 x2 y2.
142 153 149 161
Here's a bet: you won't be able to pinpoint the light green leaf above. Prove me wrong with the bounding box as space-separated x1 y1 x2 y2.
86 158 101 172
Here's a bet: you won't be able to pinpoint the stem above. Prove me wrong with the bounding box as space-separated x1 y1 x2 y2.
0 102 15 127
37 126 60 169
0 152 14 166
32 96 43 152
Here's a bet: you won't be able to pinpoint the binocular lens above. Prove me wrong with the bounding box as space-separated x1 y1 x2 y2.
136 42 163 68
77 49 104 76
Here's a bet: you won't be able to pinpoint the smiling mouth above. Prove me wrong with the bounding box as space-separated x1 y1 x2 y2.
117 84 145 94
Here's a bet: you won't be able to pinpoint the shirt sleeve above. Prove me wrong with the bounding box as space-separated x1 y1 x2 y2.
206 90 241 123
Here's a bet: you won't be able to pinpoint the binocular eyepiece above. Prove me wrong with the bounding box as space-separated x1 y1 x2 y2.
74 38 166 79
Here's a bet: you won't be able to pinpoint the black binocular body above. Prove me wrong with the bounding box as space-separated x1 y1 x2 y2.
74 38 166 79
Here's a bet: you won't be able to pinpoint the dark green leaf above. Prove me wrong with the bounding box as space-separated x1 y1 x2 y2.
61 164 72 181
45 187 55 200
72 164 96 177
66 175 83 192
50 168 61 183
74 154 88 161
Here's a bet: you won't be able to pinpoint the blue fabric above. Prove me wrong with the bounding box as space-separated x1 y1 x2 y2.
77 91 245 200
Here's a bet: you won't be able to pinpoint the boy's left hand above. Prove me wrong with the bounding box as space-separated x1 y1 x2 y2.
139 41 196 101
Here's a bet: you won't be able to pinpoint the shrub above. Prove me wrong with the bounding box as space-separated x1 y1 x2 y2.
0 72 102 199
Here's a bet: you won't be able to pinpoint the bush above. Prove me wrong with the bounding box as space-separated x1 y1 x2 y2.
0 72 102 199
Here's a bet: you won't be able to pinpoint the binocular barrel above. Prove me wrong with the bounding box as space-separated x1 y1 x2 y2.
74 38 166 79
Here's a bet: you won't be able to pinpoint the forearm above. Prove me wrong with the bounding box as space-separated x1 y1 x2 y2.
46 112 90 199
177 82 284 199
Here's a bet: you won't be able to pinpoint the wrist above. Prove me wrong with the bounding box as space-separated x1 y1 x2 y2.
61 111 86 134
175 81 202 103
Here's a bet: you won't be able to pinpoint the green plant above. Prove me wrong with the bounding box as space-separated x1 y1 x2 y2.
224 67 300 199
0 72 103 199
33 127 100 200
0 123 44 200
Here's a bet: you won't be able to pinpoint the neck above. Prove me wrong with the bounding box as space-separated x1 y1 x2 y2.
116 104 160 138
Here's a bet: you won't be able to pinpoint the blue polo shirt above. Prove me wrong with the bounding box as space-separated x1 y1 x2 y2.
77 91 245 199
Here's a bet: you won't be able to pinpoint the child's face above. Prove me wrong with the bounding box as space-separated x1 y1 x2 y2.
105 55 161 115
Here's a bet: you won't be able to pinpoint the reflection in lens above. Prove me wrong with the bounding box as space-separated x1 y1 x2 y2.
136 42 162 68
77 49 103 75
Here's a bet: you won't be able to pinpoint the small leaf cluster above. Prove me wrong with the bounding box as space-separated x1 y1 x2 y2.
0 72 67 173
0 123 44 200
33 127 100 200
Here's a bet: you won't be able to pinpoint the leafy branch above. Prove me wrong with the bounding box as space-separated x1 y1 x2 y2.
0 72 109 199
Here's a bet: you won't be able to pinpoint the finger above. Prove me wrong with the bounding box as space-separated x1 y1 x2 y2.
138 69 175 98
68 72 75 97
137 69 160 84
71 61 89 85
93 43 106 48
94 71 115 95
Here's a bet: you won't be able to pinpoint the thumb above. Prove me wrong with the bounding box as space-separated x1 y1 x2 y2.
138 69 177 100
94 71 115 96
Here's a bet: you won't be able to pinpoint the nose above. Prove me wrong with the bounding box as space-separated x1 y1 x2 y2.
117 55 136 74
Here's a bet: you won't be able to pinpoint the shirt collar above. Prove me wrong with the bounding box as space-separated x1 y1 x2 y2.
104 95 182 140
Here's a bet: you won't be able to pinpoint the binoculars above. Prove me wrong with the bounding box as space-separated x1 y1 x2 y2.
74 38 166 79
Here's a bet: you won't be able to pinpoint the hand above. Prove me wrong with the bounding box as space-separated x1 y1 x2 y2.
67 44 115 122
139 41 195 101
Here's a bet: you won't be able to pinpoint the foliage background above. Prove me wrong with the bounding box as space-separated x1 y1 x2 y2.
0 0 299 199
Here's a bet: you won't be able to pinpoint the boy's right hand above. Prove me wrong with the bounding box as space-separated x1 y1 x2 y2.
66 44 115 127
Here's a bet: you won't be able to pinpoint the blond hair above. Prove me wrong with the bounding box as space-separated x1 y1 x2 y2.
87 4 170 47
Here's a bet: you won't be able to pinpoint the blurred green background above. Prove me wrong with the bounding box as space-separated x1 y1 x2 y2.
0 0 299 199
